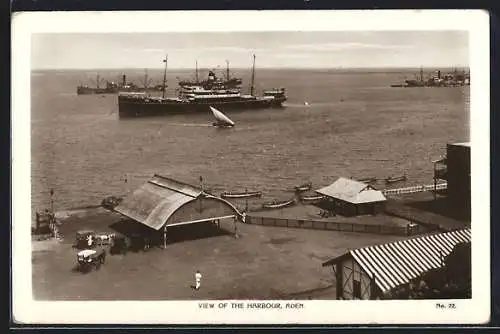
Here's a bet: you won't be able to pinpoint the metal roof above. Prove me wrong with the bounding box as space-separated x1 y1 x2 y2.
322 229 471 294
316 177 386 204
114 175 202 230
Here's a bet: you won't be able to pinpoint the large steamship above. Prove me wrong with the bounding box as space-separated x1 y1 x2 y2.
117 55 287 118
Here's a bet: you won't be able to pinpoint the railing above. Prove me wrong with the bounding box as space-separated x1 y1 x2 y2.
246 215 431 236
382 183 447 196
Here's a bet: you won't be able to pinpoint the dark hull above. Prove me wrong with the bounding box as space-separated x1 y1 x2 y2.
118 97 285 118
77 87 119 95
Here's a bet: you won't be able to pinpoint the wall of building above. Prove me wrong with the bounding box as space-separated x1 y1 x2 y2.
166 197 237 226
338 257 372 300
446 144 471 218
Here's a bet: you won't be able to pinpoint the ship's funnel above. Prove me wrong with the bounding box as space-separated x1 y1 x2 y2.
122 74 127 86
438 70 441 79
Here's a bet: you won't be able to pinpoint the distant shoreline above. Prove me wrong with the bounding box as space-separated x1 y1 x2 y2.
32 66 471 73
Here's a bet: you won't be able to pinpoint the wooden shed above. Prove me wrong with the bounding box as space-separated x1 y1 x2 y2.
321 228 471 300
315 177 386 216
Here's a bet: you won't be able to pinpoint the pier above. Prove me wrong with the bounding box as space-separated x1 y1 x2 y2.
382 182 447 196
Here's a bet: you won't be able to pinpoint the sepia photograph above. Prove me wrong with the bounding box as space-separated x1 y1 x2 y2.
12 10 490 324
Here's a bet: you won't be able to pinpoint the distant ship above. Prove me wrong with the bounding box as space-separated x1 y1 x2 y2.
76 74 121 95
390 67 470 88
117 55 287 118
77 73 166 95
77 74 147 95
179 60 243 89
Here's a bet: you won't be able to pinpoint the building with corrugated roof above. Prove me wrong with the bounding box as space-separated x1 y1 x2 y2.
114 174 241 247
321 228 471 300
315 177 387 216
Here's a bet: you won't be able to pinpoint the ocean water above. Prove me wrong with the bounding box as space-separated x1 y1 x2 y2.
30 68 469 215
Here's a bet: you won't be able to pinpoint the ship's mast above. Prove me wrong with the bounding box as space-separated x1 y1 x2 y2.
195 60 199 83
420 66 424 82
226 60 230 81
143 69 149 93
162 55 168 98
96 74 100 89
250 54 256 96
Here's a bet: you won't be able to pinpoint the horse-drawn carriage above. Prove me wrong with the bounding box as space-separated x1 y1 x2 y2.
73 230 95 249
76 248 106 272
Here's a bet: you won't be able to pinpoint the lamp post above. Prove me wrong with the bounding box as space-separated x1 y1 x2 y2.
49 188 54 213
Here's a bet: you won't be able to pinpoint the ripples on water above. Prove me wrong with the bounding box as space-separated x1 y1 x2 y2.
30 69 469 214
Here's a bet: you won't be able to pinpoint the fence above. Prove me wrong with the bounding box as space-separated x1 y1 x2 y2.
246 215 429 236
384 202 449 232
382 183 447 196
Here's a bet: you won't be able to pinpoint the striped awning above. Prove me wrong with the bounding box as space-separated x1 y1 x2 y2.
322 229 471 294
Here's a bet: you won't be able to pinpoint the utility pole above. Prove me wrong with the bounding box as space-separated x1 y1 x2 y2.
162 55 168 98
50 188 54 213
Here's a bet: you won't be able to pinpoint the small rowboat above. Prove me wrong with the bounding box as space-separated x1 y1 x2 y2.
357 177 377 183
300 195 325 203
385 175 407 184
294 182 312 192
221 191 262 199
262 199 295 209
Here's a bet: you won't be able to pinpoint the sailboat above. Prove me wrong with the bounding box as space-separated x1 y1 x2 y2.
210 106 235 128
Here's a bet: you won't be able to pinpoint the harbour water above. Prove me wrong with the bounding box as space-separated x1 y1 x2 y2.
30 68 469 215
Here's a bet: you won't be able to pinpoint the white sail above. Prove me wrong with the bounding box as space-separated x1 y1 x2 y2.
210 106 235 127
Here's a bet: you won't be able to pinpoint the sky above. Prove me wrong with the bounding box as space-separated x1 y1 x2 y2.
31 31 469 70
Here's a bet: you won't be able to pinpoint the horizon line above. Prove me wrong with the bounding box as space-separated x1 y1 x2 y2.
32 65 471 71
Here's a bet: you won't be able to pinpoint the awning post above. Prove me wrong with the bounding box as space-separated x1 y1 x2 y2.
233 216 238 237
163 225 167 249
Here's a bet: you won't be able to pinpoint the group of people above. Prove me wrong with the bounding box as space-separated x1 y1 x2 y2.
35 209 59 238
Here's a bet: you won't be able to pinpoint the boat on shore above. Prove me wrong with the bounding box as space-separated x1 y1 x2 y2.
262 199 295 209
385 175 407 184
221 191 262 199
357 177 377 183
294 182 312 192
300 195 325 203
117 54 287 118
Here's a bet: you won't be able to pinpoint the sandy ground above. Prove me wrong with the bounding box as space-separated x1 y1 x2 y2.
32 208 408 300
32 192 467 301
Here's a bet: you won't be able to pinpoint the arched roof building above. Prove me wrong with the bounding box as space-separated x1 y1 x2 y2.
114 174 241 232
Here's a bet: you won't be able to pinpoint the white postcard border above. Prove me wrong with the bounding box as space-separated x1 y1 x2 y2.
12 10 490 324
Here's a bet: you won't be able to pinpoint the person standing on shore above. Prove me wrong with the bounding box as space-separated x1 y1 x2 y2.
195 270 202 291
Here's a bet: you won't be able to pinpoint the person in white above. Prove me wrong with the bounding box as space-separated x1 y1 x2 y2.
87 235 93 248
195 270 202 290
